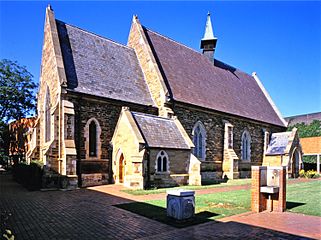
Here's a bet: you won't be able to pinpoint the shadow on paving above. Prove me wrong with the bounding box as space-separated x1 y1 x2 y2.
115 202 218 228
0 173 173 240
0 173 317 240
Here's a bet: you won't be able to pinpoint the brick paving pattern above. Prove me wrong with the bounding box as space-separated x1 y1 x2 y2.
219 211 321 239
1 173 320 240
0 173 174 240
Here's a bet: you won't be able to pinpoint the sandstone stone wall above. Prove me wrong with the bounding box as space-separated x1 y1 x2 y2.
263 155 282 167
37 12 61 164
173 103 286 178
128 17 168 111
36 7 67 174
111 110 146 189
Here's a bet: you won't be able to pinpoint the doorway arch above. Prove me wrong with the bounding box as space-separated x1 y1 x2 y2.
118 153 125 183
290 148 300 178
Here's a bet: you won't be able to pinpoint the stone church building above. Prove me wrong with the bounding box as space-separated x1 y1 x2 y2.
27 6 288 189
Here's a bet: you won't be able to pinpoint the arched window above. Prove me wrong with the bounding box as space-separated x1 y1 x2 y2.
89 121 97 157
241 130 251 161
45 86 51 142
192 121 206 160
84 118 102 159
156 150 169 172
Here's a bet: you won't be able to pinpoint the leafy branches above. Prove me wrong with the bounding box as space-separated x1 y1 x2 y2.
287 120 321 138
0 59 37 163
0 59 37 123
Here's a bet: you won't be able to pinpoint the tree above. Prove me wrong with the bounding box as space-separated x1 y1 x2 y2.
0 59 37 164
287 120 321 138
0 59 37 123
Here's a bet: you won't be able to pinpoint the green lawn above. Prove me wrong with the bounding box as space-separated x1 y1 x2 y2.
115 180 321 228
121 178 252 195
286 180 321 216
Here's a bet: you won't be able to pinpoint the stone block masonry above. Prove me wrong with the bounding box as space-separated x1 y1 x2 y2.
68 93 157 187
173 104 285 179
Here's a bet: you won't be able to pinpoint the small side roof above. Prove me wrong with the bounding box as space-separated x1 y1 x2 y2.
266 128 299 156
131 112 192 149
266 132 292 155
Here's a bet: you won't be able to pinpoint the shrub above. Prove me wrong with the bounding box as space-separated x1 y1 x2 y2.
12 162 43 190
31 160 44 168
299 169 305 178
299 169 320 179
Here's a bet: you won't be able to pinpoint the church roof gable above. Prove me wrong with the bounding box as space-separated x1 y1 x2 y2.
143 27 286 127
56 20 154 106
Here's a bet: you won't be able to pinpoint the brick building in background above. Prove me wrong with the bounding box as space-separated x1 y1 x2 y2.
8 117 36 165
27 5 291 188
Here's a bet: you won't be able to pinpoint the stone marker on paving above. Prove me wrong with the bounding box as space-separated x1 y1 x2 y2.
166 189 195 220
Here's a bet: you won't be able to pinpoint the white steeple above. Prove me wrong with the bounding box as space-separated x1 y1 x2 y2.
202 12 216 40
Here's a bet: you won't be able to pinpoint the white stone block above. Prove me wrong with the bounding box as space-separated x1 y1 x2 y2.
166 189 195 220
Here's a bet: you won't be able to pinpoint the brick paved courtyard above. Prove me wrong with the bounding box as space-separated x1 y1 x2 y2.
1 173 320 240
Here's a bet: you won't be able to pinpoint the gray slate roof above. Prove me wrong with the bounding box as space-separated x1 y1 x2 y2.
144 28 286 127
131 112 190 149
285 112 321 126
56 20 154 106
266 132 292 155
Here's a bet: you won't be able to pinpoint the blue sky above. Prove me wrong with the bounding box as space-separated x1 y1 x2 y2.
0 1 320 117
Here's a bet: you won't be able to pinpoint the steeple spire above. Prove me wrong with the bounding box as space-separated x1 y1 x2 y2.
200 12 218 62
202 12 215 40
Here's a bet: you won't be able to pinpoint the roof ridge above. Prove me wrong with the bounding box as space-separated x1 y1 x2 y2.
132 111 174 121
272 131 291 135
284 112 321 118
144 27 205 57
56 19 134 51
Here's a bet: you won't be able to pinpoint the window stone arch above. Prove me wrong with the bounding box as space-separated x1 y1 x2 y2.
241 130 251 161
84 118 102 159
192 121 207 160
155 150 169 173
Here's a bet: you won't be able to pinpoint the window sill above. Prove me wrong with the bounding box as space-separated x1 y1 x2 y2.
240 160 251 163
155 172 170 175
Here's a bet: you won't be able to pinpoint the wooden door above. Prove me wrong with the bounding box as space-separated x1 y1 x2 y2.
119 154 124 183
